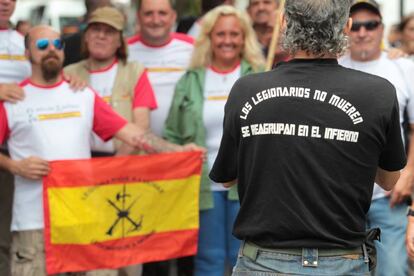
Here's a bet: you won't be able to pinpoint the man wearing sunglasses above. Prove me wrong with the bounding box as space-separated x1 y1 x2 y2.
339 1 414 275
0 25 201 276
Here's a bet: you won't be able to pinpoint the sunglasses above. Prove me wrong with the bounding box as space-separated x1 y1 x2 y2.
35 39 65 51
351 20 382 32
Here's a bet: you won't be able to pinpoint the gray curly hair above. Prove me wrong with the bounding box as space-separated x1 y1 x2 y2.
282 0 351 57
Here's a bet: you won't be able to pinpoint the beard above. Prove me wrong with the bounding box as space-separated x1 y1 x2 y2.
40 53 62 82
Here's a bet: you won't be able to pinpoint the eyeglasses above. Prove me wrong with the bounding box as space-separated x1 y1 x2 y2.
351 20 382 32
35 39 65 51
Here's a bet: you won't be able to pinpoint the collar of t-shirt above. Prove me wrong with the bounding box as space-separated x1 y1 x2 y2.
278 58 339 67
88 59 118 104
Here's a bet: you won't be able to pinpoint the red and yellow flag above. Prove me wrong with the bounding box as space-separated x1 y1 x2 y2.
43 151 202 275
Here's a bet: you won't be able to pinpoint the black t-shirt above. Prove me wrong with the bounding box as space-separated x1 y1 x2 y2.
210 59 406 249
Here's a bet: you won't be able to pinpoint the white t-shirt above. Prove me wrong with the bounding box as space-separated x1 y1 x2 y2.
187 20 202 39
88 60 157 153
0 29 31 83
0 79 127 231
89 61 118 152
127 33 194 135
339 52 414 200
203 64 241 191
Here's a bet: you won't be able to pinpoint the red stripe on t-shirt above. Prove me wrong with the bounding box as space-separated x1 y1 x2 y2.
19 79 30 87
127 35 140 45
209 62 241 75
127 33 193 47
88 59 118 74
92 93 128 142
0 102 10 144
133 70 157 110
171 33 194 45
19 78 65 89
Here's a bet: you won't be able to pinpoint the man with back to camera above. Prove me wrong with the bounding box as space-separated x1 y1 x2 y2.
210 0 406 274
339 1 414 275
0 25 199 276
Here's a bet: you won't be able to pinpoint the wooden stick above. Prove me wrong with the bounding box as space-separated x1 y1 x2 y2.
265 0 286 71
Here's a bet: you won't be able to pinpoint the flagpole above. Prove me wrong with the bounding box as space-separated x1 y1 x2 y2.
265 0 286 71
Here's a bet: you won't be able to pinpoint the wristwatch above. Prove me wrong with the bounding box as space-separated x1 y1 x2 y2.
407 207 414 217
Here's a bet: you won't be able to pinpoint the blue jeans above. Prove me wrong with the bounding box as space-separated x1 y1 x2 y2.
233 242 370 275
366 196 408 276
195 191 240 276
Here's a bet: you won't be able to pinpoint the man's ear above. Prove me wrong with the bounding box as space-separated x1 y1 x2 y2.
24 48 34 63
24 49 30 61
344 18 352 35
280 12 286 30
171 10 177 24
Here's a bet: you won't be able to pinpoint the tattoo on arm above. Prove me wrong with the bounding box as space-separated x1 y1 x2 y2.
138 131 181 153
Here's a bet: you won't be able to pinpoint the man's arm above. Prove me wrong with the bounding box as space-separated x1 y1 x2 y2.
223 179 237 188
0 154 49 180
133 108 151 131
116 108 151 156
390 124 414 207
0 83 24 103
115 123 202 154
92 93 203 154
376 167 401 191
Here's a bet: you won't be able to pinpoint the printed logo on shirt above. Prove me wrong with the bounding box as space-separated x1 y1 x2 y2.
239 86 364 143
0 54 27 61
102 96 111 105
38 111 81 121
206 95 228 101
147 67 185 73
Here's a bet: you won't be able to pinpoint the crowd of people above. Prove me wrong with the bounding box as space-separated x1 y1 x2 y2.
1 0 414 275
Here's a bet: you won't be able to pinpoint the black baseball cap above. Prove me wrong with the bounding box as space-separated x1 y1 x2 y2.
350 0 382 18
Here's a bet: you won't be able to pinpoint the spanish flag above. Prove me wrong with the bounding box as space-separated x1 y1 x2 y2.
43 151 202 275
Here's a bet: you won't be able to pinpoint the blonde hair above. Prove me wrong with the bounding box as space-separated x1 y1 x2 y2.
189 5 264 71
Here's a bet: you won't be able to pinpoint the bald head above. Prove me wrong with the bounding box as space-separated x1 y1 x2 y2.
25 25 60 49
25 25 65 82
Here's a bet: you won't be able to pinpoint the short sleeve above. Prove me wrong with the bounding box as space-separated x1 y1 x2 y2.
93 93 128 141
379 95 407 171
407 96 414 124
0 103 10 144
133 70 157 110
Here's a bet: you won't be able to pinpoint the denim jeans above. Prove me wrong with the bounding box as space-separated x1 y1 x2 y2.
232 242 370 275
366 196 408 276
195 191 240 276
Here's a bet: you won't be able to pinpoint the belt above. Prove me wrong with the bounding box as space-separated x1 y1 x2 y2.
243 241 363 259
